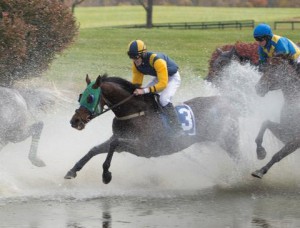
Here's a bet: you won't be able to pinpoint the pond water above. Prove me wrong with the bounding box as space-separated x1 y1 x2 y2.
1 63 300 228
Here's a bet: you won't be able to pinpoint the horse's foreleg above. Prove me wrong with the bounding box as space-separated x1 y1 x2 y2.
27 121 45 167
101 139 118 184
64 139 112 179
102 138 139 184
252 138 300 178
255 120 282 160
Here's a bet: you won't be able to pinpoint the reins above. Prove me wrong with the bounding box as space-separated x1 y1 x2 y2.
92 93 135 118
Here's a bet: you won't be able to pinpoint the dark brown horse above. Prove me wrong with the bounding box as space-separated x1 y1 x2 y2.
252 57 300 178
64 74 240 184
206 42 259 86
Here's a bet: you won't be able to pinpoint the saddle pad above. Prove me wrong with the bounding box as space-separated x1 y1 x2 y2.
175 104 196 136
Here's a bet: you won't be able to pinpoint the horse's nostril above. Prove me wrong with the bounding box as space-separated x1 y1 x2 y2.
70 119 78 126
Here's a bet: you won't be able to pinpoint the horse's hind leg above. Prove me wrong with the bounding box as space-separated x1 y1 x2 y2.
252 138 300 178
255 120 283 160
218 116 240 161
28 121 45 167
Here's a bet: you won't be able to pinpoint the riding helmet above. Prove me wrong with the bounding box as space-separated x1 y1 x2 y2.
253 23 273 40
127 40 147 59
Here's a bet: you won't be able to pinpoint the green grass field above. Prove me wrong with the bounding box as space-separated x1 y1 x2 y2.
43 6 300 87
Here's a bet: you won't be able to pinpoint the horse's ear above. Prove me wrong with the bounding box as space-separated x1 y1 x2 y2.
229 47 236 54
229 47 239 60
86 74 91 85
217 48 223 54
93 75 102 89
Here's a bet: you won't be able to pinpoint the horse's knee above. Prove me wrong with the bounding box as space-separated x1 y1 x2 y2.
110 139 119 149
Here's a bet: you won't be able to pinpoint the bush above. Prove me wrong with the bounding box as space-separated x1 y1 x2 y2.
0 0 78 86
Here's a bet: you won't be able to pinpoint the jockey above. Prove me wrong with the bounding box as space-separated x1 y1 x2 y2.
253 23 300 70
127 39 182 135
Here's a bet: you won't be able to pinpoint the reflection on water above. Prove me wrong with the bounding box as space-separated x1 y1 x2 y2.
252 217 271 228
102 211 111 228
1 189 300 228
102 200 112 228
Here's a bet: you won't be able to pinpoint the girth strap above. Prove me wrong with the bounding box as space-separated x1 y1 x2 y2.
116 111 145 120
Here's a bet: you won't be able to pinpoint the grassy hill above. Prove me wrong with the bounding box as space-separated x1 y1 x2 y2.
43 6 300 87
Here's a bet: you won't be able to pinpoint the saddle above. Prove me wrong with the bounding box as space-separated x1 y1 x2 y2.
143 94 196 136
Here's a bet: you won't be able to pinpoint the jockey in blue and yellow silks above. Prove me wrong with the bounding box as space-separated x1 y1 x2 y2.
253 23 300 66
127 39 182 136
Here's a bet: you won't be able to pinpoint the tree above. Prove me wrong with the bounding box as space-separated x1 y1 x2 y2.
60 0 86 13
138 0 153 28
0 0 78 86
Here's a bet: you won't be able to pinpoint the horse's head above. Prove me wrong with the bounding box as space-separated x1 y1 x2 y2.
70 74 103 130
213 47 238 70
70 74 151 130
206 46 238 83
255 56 297 97
206 42 259 84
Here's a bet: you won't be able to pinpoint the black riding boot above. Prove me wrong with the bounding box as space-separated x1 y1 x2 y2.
162 103 183 137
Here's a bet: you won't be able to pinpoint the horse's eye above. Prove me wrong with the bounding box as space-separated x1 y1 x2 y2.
87 94 95 104
78 94 82 102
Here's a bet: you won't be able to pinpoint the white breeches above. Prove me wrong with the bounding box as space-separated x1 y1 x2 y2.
145 71 181 107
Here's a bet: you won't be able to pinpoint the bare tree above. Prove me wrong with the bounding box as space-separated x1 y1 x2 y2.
138 0 153 28
71 0 85 13
60 0 86 12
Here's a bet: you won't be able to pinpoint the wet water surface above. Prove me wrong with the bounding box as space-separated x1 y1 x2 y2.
1 64 300 227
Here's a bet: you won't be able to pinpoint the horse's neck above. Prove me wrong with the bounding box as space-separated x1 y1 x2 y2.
281 77 300 102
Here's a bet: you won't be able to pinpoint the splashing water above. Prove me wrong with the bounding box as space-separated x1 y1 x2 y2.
1 61 300 204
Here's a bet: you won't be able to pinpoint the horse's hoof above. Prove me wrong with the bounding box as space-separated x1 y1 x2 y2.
256 146 267 160
64 170 77 179
30 158 46 167
102 171 112 184
251 170 264 179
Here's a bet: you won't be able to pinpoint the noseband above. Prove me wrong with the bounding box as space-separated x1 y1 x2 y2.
76 93 137 124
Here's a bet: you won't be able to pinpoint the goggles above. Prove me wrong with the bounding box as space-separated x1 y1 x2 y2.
127 51 142 60
255 36 265 42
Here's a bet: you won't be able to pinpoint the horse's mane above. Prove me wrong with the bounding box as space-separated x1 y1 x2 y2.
100 74 159 111
260 56 300 82
101 75 138 93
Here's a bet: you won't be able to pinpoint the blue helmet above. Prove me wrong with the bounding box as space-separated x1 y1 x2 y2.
253 23 273 39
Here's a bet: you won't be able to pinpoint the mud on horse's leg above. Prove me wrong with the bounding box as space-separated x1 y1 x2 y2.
252 138 300 179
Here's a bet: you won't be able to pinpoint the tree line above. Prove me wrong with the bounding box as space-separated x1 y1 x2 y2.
71 0 300 7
